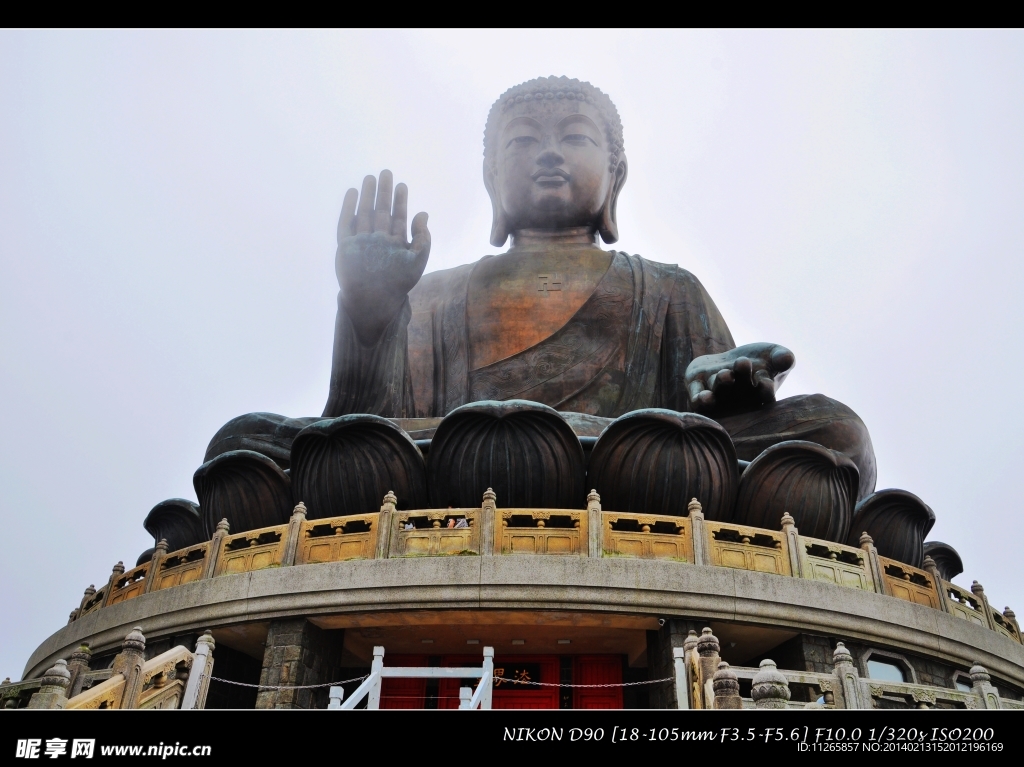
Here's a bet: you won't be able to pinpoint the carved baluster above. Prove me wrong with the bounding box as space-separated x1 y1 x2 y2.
1003 607 1021 642
100 562 125 607
202 519 230 579
27 660 71 709
181 631 215 710
971 581 999 631
970 663 1001 709
688 499 709 567
143 539 169 594
712 661 742 709
281 502 307 566
831 642 865 709
781 513 803 577
752 659 790 709
481 488 497 556
859 533 887 595
921 555 949 613
112 627 147 709
587 489 602 558
681 630 700 709
77 584 96 616
671 647 689 710
66 644 92 698
696 627 720 708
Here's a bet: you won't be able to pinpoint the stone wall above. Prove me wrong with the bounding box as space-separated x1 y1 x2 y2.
255 620 345 709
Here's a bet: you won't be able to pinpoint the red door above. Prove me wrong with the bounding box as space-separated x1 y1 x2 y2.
379 654 426 709
573 655 623 709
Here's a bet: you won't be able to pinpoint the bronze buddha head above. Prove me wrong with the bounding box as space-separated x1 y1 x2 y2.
483 77 628 248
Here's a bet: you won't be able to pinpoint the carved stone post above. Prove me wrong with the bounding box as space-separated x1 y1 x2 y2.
781 513 803 578
481 488 497 556
831 642 865 709
66 644 92 698
202 519 230 579
112 627 147 709
77 584 96 616
181 631 215 710
1003 607 1021 639
67 609 79 625
970 663 1001 709
376 494 396 559
683 630 700 709
587 489 602 558
922 555 949 613
100 562 125 607
480 646 494 709
971 582 999 631
697 627 720 708
859 533 887 595
27 660 71 709
144 539 169 594
280 503 307 566
752 659 790 709
712 661 742 709
688 499 709 567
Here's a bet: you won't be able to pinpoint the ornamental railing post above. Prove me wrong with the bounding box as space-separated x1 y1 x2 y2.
671 647 689 710
281 503 307 566
27 660 71 709
181 631 215 710
202 519 230 579
376 493 397 559
144 539 168 594
587 489 602 558
113 627 147 709
481 488 497 557
971 582 999 631
922 555 949 613
831 642 865 709
688 499 709 567
859 533 887 595
100 561 125 607
970 664 1001 709
780 513 803 578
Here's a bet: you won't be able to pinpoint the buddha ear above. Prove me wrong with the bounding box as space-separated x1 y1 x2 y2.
598 155 628 245
483 160 510 248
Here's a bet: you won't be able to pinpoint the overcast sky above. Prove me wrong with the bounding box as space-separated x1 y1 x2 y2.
2 30 1022 680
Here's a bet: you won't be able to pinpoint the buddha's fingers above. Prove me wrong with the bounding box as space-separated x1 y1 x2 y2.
392 183 409 241
754 371 776 403
687 379 706 405
356 175 377 234
338 188 358 242
769 345 795 374
733 356 753 385
710 369 734 393
410 212 431 269
374 170 394 233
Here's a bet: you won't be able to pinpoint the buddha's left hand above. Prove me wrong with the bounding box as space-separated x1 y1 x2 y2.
685 343 795 415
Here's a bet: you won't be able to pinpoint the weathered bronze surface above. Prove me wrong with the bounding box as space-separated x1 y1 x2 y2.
194 76 892 543
142 499 204 554
193 450 292 537
922 541 964 581
847 489 935 569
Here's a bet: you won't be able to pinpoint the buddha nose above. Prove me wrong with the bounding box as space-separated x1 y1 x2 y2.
536 146 564 169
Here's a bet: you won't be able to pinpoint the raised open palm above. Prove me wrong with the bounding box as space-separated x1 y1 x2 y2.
336 170 430 345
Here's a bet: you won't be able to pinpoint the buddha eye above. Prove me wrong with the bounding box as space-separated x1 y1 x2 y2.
563 133 598 147
506 135 538 148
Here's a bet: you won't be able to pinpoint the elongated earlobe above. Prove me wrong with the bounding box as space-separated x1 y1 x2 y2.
598 157 628 245
483 161 510 248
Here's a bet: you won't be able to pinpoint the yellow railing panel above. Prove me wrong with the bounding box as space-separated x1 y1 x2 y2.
499 509 584 555
603 512 692 562
214 523 287 576
297 513 380 564
879 557 938 609
801 537 873 591
390 509 480 557
706 521 790 576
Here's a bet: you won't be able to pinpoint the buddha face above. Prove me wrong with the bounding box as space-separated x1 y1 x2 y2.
487 98 626 244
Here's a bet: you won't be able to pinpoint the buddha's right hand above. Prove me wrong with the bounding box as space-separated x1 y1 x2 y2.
336 170 431 345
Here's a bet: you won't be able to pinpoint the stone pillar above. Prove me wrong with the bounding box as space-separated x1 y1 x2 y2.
27 660 71 709
100 562 125 607
671 648 689 710
859 533 887 595
1003 607 1021 639
66 644 92 698
696 627 721 709
481 488 497 556
831 642 865 709
645 619 708 709
77 585 96 616
111 627 147 709
970 663 1001 709
144 539 168 594
712 661 742 709
281 503 308 566
688 499 709 567
256 619 345 709
202 519 230 579
971 582 998 631
586 489 602 558
181 631 215 710
781 513 803 577
376 494 396 559
752 659 790 709
922 555 949 613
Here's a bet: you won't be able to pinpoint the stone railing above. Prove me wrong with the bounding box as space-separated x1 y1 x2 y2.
1 628 215 710
66 490 1022 646
677 628 1018 710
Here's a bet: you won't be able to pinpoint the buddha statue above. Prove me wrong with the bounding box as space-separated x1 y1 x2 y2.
194 77 918 555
